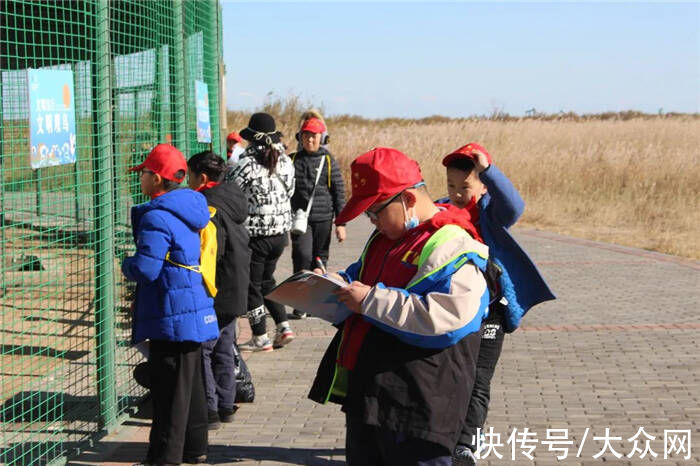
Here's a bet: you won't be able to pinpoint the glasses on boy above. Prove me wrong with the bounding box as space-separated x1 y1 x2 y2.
364 182 426 221
365 191 404 221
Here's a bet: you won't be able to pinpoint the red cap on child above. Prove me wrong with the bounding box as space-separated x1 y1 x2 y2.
335 147 423 225
300 117 326 134
226 132 243 143
441 142 492 167
129 144 187 182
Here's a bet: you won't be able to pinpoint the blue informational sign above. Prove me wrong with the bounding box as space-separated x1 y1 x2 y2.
28 69 78 169
195 80 211 143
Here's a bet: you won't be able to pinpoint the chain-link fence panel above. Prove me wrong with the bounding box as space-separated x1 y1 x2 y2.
0 1 223 464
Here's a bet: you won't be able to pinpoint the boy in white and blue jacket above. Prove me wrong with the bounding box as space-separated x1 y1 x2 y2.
437 142 555 463
123 144 219 465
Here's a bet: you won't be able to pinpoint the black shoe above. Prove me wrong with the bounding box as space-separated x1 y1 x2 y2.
182 454 207 464
133 362 151 389
290 309 307 319
207 410 220 430
218 405 238 423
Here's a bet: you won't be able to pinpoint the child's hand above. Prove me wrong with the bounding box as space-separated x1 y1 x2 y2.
333 281 371 313
473 149 491 173
335 225 346 243
326 271 346 283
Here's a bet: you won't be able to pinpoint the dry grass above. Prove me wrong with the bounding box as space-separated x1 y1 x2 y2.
228 108 700 259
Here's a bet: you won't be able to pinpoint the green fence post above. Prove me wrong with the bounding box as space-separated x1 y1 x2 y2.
93 0 117 431
206 0 221 155
157 45 168 143
172 0 186 152
217 0 225 150
153 49 162 143
73 161 81 223
71 64 81 224
35 168 42 217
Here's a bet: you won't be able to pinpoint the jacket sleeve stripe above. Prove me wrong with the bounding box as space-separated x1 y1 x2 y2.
362 280 489 348
360 262 489 347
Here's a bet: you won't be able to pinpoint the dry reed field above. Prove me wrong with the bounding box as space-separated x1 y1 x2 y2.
228 107 700 259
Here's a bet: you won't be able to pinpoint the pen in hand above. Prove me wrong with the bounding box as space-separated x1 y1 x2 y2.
314 256 327 275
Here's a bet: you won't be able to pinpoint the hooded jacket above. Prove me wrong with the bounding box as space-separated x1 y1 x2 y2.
200 181 250 326
122 188 219 344
290 147 346 222
437 164 556 331
478 164 555 330
309 208 489 450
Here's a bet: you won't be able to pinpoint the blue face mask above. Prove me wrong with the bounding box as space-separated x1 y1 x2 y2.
402 197 419 230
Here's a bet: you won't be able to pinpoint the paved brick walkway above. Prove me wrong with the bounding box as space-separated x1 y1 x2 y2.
70 217 700 465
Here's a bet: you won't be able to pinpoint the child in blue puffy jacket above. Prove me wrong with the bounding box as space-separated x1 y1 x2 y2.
438 142 555 463
122 144 219 465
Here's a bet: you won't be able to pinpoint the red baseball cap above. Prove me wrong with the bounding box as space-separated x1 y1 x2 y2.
300 117 326 134
441 142 492 167
335 147 423 225
226 131 243 143
129 144 187 182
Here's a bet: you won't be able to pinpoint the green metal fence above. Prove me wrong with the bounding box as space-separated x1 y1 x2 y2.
0 1 224 464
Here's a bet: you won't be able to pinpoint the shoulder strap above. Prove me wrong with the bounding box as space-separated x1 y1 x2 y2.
418 224 467 268
305 156 326 215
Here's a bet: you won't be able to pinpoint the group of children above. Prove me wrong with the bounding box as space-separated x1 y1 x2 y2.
123 110 553 465
123 110 347 464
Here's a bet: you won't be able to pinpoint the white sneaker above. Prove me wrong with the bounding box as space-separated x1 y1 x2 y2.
273 328 295 348
238 335 273 352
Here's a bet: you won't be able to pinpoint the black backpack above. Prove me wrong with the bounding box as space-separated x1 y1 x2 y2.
233 342 255 403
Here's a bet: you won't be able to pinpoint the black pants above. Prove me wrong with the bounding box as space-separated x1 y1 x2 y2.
147 340 208 464
458 305 506 449
201 319 237 413
248 234 288 336
345 413 452 466
291 218 333 271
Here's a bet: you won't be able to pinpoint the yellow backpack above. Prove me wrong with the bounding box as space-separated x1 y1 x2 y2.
165 205 219 297
198 206 219 297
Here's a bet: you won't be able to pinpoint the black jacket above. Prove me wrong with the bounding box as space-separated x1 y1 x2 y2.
201 181 250 326
290 148 346 222
309 322 481 451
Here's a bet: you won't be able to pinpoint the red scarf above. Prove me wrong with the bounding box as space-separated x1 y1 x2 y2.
431 202 482 243
195 181 220 192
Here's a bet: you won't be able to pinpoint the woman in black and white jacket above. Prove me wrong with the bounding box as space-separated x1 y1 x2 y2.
225 112 296 352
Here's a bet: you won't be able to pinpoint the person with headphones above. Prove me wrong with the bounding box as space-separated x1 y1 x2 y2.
289 111 346 319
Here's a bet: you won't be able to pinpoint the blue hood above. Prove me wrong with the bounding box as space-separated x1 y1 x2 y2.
132 188 210 233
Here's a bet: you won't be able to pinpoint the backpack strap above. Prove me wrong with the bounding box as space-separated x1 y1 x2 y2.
484 258 503 305
326 154 331 188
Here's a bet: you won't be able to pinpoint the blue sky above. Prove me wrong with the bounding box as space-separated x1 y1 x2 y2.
221 1 700 118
